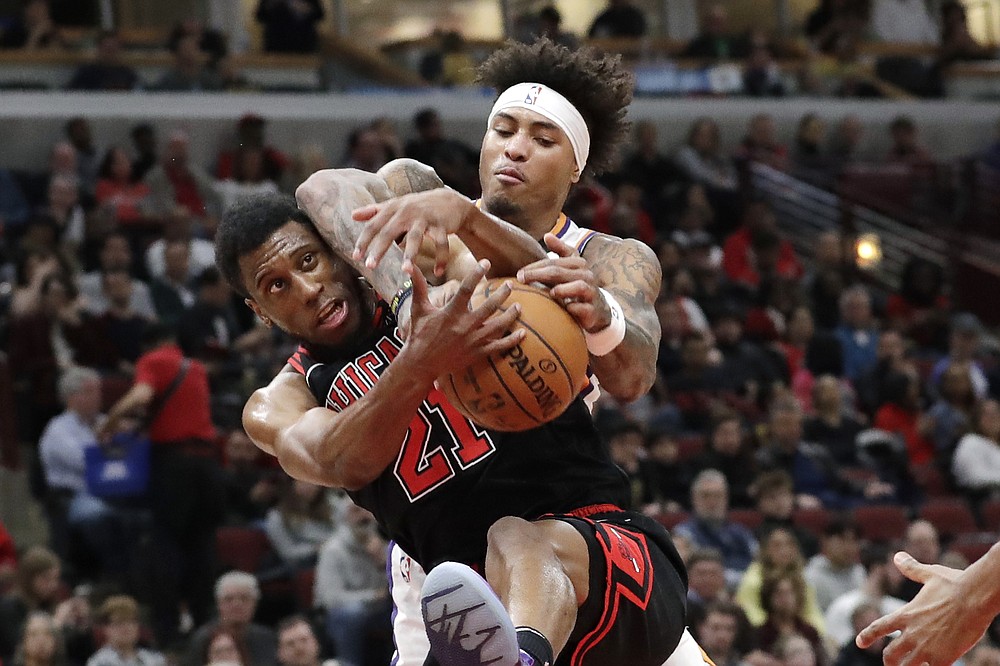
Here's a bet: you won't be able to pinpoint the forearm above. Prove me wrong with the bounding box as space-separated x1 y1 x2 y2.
456 206 546 278
587 323 658 402
276 349 432 489
957 542 1000 618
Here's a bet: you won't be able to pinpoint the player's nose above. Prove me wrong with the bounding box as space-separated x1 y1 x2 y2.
503 131 530 161
293 273 323 302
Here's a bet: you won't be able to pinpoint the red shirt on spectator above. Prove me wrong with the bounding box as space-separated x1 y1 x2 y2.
0 521 15 573
874 402 934 466
95 178 151 225
165 163 207 217
722 227 803 288
134 343 215 444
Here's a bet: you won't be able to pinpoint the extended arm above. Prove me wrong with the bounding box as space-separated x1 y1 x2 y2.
99 382 155 438
857 545 1000 666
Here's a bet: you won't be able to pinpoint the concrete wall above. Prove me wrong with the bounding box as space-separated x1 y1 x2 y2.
1 91 997 172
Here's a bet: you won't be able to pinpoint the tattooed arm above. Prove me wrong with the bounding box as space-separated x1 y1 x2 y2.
518 233 661 402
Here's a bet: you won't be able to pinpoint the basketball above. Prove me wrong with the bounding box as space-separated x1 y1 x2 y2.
438 279 589 432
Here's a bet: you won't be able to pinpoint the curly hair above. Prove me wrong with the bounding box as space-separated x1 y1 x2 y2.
476 38 633 175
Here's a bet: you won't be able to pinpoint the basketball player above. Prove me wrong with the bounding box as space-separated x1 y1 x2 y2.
219 185 689 666
295 39 705 666
855 545 1000 666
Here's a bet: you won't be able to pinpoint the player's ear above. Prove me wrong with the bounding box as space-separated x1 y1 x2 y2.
245 298 272 327
570 166 581 184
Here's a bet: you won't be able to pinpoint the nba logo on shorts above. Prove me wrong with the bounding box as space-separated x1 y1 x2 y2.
400 554 412 583
524 85 543 105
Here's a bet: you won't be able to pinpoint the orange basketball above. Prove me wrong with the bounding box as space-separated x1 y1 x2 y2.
438 279 589 432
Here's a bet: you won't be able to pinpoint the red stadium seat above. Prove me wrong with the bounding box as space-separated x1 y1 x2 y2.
728 509 763 531
981 499 1000 532
919 498 977 539
655 511 689 531
792 508 832 538
853 504 910 543
676 436 705 462
293 567 316 611
215 527 273 573
949 532 996 564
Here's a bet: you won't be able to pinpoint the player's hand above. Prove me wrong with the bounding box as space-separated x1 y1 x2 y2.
517 233 613 334
403 260 524 384
352 189 473 278
295 168 392 241
856 551 986 666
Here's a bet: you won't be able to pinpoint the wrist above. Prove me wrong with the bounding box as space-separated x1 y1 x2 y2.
585 288 626 356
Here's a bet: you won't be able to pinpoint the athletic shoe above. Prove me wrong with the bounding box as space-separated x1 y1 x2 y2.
421 561 521 666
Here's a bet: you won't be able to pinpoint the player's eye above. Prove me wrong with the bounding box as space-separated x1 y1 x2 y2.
301 253 315 269
493 126 514 137
268 278 285 294
536 136 555 147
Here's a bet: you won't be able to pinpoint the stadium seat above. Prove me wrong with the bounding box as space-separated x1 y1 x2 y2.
792 508 832 537
853 504 910 543
676 436 705 462
728 509 763 531
655 511 690 531
949 532 996 564
919 498 977 539
216 527 273 573
293 567 316 611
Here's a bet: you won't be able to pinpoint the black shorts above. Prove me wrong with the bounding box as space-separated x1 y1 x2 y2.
545 505 689 666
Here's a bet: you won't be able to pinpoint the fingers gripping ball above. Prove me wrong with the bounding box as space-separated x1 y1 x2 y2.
439 280 589 432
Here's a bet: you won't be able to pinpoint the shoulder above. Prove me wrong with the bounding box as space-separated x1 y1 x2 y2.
584 234 658 264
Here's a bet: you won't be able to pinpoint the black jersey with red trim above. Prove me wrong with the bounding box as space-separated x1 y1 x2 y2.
287 301 630 570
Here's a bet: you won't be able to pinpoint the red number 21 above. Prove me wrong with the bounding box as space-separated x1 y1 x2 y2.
393 390 495 501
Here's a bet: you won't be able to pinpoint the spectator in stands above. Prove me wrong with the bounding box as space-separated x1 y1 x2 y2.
675 118 739 196
95 147 153 227
101 325 222 643
675 469 759 587
97 268 151 364
824 543 905 649
686 549 731 623
952 398 1000 497
664 331 742 432
403 108 478 196
221 428 280 526
276 616 338 666
856 330 909 416
757 399 887 509
9 247 66 319
870 0 938 44
931 312 991 399
887 115 934 167
926 362 976 456
533 6 578 49
314 503 390 666
340 127 386 173
65 118 99 200
66 30 138 91
804 520 864 613
834 286 879 383
886 257 950 352
755 571 825 660
369 118 403 163
0 548 63 665
711 303 782 413
894 520 941 602
149 239 197 328
827 115 865 172
640 414 690 513
778 306 816 381
256 0 324 54
145 129 221 222
753 471 819 558
145 214 217 282
0 168 30 236
0 0 65 50
587 0 646 38
873 368 935 468
803 375 865 467
735 114 788 172
87 596 164 666
40 175 85 255
130 124 158 183
79 233 156 319
599 411 649 509
17 141 78 209
202 627 251 666
791 114 829 179
186 573 277 666
168 19 227 68
11 611 65 666
619 121 683 229
691 412 758 509
736 526 825 632
805 0 869 55
38 367 131 577
263 477 335 571
831 603 886 666
595 179 657 246
683 4 747 60
722 199 803 292
156 32 222 92
215 147 281 215
743 38 785 98
0 521 15 591
694 602 750 666
217 115 289 183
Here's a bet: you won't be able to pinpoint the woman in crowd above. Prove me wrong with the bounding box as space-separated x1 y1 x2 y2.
94 147 152 227
952 399 1000 497
12 612 66 666
263 477 336 572
756 572 827 664
926 362 976 458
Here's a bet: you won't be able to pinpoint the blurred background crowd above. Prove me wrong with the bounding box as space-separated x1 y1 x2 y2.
1 1 1000 666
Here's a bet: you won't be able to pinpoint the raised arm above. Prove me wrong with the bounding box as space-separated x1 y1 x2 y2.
243 263 522 490
518 233 661 402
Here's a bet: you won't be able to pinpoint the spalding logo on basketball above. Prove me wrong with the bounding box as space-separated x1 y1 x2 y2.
438 279 589 432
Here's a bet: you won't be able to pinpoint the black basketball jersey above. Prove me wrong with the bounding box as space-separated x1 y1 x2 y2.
287 301 630 570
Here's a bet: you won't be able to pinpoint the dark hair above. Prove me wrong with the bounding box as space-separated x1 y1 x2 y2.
97 146 128 180
214 192 312 297
276 613 313 636
476 38 633 175
823 516 859 539
686 548 724 569
413 108 439 130
752 470 794 498
196 266 224 289
141 323 176 349
201 626 251 666
861 542 890 572
760 570 806 616
890 115 916 132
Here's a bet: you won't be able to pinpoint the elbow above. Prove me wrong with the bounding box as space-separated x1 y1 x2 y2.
605 368 655 404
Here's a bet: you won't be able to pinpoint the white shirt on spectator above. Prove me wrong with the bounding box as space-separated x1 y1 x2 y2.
214 179 279 215
870 0 940 44
952 432 1000 491
87 646 165 666
145 238 217 282
825 590 905 647
78 271 157 319
804 554 866 612
39 410 104 493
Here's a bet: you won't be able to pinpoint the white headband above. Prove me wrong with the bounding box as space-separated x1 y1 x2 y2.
487 82 590 172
